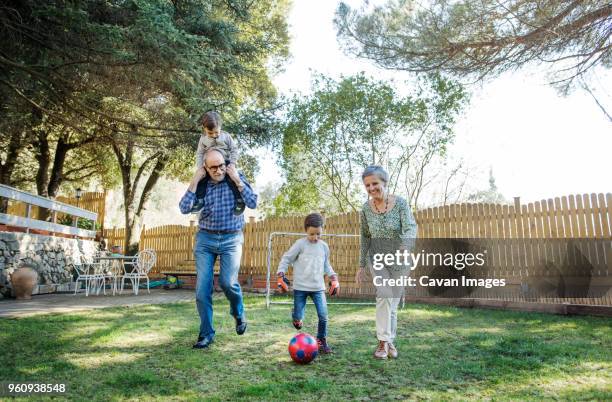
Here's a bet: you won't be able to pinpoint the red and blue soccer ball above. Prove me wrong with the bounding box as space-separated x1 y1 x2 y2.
288 333 318 364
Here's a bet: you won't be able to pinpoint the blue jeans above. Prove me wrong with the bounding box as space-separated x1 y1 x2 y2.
194 231 244 339
292 290 328 339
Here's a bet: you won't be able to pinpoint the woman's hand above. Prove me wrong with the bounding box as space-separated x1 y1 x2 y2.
355 267 367 284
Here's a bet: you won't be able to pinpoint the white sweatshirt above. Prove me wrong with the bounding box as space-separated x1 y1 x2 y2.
277 238 336 292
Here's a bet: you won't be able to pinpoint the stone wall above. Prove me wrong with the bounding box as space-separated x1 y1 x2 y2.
0 232 99 298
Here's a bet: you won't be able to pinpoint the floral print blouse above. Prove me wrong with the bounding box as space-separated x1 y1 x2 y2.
359 196 418 268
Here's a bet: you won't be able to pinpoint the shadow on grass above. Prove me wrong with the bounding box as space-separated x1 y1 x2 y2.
0 297 610 400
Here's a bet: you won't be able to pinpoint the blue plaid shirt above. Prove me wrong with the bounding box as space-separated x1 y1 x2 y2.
179 175 257 231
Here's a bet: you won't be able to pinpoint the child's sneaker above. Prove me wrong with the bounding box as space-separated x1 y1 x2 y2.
292 319 303 330
317 337 333 354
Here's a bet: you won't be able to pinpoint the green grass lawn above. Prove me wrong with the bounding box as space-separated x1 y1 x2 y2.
1 295 610 401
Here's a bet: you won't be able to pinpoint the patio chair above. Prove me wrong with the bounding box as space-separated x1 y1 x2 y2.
92 251 122 296
98 256 120 296
73 256 104 296
104 261 122 295
121 249 156 295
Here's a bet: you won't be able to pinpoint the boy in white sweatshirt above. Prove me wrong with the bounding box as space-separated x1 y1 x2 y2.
276 213 340 353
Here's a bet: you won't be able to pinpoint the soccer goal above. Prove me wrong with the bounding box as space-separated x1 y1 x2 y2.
265 231 379 308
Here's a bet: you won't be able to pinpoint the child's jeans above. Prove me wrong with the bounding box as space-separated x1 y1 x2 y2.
292 290 328 339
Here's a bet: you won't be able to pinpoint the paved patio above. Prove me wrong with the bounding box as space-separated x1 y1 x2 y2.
0 289 197 318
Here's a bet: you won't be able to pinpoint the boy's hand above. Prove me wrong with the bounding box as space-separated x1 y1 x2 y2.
277 272 289 293
328 275 340 297
188 167 207 192
194 166 207 181
226 164 242 186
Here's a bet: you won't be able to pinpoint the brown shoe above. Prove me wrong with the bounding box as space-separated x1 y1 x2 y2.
387 342 398 359
374 340 388 359
317 337 333 354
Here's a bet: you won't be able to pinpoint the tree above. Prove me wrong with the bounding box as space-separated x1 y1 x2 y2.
335 1 611 93
0 102 36 187
1 0 290 187
270 73 469 215
30 120 106 198
1 0 290 248
0 0 290 133
467 167 508 204
439 161 470 206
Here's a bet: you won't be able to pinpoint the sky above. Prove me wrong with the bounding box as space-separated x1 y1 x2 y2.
260 0 612 205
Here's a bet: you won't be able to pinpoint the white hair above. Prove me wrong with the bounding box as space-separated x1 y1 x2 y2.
204 147 225 163
361 165 389 183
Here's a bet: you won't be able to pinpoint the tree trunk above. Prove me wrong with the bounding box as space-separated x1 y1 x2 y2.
47 136 71 197
124 200 136 254
112 137 135 253
110 125 171 254
34 129 50 197
125 155 169 253
127 154 169 250
32 127 52 221
0 130 26 212
0 131 27 186
112 132 149 254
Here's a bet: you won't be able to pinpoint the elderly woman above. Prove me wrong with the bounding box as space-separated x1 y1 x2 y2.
355 165 418 359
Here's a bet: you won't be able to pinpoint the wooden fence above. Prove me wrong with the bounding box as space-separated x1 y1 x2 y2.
102 193 611 306
7 191 106 229
415 194 611 239
57 192 106 229
104 226 127 253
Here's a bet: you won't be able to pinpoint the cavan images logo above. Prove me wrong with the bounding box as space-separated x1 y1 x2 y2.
368 238 609 299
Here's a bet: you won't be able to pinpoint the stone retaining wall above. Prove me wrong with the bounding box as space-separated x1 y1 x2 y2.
0 232 99 298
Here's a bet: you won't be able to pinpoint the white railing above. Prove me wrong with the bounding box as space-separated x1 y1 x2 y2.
0 184 98 239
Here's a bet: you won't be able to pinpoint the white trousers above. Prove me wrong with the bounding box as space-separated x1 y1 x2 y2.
368 254 409 343
376 296 401 342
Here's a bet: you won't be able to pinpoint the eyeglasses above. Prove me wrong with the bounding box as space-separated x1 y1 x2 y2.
205 163 226 172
